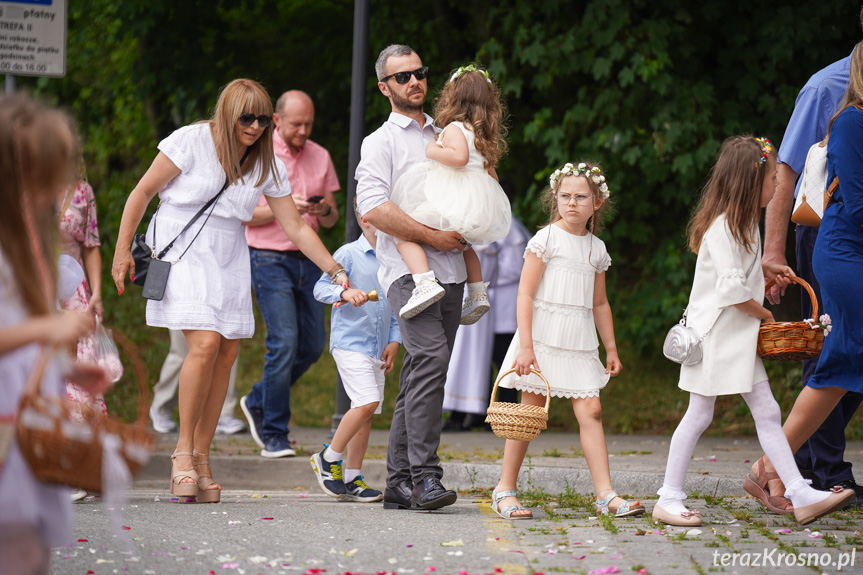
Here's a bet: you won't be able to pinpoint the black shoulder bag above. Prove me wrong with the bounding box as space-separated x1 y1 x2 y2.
131 149 250 300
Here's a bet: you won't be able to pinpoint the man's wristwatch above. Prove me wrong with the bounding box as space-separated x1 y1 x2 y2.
324 203 332 216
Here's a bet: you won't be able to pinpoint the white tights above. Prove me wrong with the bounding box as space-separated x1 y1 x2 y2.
658 381 829 514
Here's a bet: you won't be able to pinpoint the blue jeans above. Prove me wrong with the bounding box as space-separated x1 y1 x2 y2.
793 224 863 487
247 249 326 440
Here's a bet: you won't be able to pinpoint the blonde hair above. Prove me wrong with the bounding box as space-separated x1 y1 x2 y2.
542 161 614 235
0 95 77 315
209 79 280 188
433 67 508 170
687 136 770 253
827 42 863 138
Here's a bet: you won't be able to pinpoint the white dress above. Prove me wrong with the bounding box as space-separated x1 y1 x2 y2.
498 225 612 398
389 121 511 244
678 215 767 396
0 248 70 547
145 124 290 339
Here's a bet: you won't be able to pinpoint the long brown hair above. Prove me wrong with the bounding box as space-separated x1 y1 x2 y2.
687 136 770 254
542 161 614 235
827 42 863 138
209 79 280 188
433 66 508 170
0 95 77 315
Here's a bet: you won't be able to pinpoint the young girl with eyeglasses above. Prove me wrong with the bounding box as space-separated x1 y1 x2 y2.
389 64 511 324
490 162 640 520
654 136 853 527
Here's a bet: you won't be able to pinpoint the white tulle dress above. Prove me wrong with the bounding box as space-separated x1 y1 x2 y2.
498 224 612 398
390 121 511 244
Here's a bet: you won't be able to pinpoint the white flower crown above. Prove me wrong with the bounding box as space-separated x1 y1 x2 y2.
449 64 492 84
549 162 611 199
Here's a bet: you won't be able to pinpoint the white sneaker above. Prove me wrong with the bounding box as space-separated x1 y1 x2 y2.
70 489 88 502
460 291 490 325
149 406 177 433
399 280 445 319
215 415 247 435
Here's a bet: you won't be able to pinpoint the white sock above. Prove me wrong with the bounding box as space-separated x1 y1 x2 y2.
466 281 486 296
345 469 361 483
323 447 342 462
657 485 690 515
412 271 435 285
784 476 831 507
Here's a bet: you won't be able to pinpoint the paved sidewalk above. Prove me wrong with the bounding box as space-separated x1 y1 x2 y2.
138 427 863 499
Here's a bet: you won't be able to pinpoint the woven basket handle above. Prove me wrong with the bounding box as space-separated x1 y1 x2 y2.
22 345 54 397
490 368 552 414
110 330 152 426
764 276 818 321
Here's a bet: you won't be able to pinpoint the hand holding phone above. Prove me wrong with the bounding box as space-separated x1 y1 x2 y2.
306 195 324 203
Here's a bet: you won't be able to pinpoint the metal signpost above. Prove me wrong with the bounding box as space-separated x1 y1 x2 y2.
0 0 67 93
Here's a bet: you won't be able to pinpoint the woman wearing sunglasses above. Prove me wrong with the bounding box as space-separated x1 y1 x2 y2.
112 78 349 502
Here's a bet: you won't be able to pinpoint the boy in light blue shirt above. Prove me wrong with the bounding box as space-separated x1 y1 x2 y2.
310 204 401 502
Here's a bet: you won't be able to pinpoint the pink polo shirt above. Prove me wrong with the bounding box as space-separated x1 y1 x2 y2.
245 132 340 251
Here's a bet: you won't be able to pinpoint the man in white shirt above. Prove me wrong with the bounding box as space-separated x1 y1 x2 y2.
355 44 467 510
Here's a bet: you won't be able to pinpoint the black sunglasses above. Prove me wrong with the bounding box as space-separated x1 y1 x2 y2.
380 66 429 85
238 113 272 128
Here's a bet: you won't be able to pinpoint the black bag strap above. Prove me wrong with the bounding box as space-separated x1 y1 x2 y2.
153 148 250 261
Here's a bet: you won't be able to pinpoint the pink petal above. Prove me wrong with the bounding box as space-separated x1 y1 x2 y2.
572 556 586 560
261 517 274 520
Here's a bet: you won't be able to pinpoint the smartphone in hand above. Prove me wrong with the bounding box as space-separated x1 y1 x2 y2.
306 195 324 203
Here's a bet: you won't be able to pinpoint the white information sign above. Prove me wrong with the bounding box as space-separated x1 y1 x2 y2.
0 0 66 78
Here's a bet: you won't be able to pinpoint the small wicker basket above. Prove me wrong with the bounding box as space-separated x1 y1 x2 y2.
16 330 155 493
757 276 825 362
485 368 550 441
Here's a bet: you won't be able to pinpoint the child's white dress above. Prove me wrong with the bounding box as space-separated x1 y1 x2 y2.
498 225 612 398
678 214 767 396
390 121 511 244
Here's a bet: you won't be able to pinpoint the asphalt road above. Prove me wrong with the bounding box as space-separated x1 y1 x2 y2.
54 488 863 575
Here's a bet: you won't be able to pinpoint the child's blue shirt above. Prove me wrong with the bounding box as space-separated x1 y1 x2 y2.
313 234 401 357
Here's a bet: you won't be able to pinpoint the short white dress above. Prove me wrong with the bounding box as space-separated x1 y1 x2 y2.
678 215 768 396
498 225 612 398
389 121 511 244
145 124 290 339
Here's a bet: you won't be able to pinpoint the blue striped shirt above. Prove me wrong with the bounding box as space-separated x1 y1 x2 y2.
313 234 401 357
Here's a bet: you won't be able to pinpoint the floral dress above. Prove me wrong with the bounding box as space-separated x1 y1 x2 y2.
58 180 107 422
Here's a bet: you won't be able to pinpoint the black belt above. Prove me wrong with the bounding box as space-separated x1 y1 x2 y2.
252 248 307 259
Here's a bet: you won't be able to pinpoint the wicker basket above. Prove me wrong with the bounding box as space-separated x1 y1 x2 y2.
757 276 825 361
485 368 551 441
16 330 155 493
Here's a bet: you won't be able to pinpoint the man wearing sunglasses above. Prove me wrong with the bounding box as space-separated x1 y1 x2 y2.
355 44 469 512
242 90 340 459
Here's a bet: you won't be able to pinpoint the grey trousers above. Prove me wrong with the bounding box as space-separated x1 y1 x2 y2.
386 276 465 487
150 329 239 419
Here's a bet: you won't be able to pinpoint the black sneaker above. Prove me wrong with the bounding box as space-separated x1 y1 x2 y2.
261 435 296 458
239 395 265 449
344 475 383 502
309 444 346 499
835 480 863 509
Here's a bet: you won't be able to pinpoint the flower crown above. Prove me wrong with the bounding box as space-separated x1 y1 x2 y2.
449 64 492 84
756 137 773 164
549 163 611 199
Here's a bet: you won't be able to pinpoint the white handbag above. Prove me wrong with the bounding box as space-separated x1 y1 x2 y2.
791 140 828 227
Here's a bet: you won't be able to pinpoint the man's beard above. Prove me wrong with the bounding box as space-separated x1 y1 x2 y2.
391 88 426 113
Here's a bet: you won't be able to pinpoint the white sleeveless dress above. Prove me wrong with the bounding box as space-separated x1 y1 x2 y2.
389 121 511 244
497 225 612 398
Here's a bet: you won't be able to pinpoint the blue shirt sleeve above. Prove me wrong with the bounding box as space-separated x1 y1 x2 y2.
830 108 863 227
778 85 827 175
314 247 353 304
388 309 401 345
